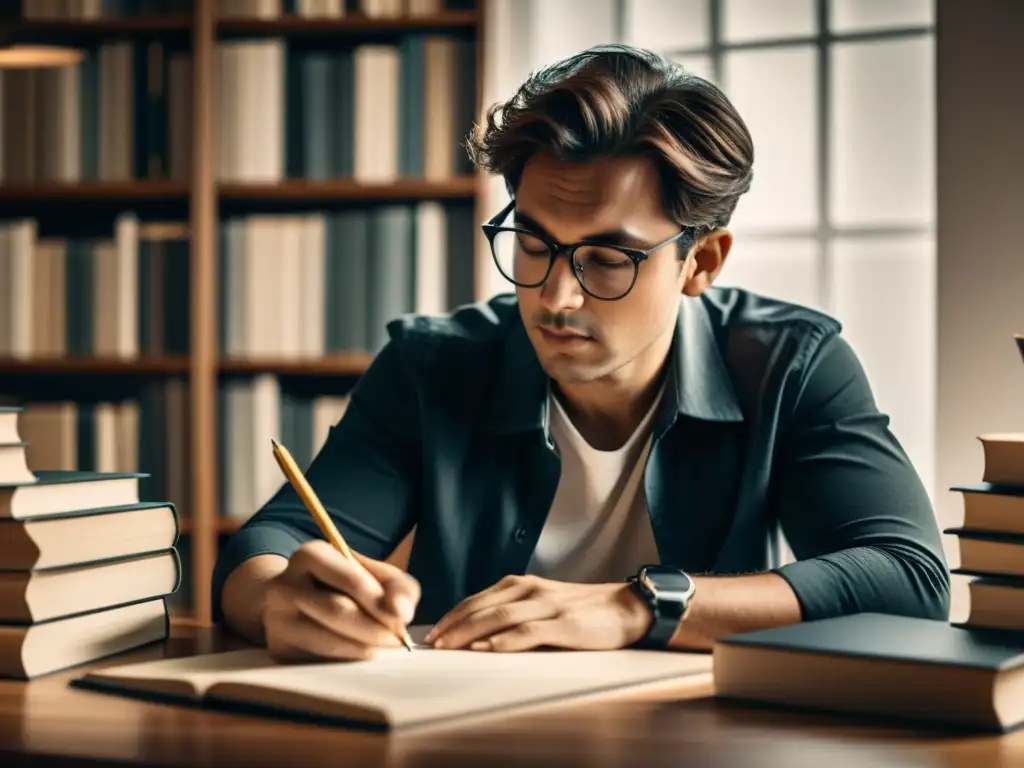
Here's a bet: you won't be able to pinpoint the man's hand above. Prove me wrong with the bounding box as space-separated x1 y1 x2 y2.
424 574 653 652
260 540 421 662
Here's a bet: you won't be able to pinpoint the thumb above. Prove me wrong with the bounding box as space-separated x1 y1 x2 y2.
358 555 421 625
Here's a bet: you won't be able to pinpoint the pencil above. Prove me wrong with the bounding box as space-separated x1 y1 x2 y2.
270 438 414 652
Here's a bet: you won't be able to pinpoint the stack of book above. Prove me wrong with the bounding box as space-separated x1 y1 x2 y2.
947 335 1024 633
0 405 180 679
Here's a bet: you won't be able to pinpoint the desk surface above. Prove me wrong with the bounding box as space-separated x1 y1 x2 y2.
0 621 1021 768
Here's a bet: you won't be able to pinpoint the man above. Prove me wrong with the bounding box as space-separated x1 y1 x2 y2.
214 45 949 661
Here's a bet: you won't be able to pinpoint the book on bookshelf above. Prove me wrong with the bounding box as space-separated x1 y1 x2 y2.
2 0 485 625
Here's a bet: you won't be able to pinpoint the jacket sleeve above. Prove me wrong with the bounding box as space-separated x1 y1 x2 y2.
210 336 421 622
772 332 951 622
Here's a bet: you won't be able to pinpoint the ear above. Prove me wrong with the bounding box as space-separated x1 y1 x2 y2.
681 230 733 297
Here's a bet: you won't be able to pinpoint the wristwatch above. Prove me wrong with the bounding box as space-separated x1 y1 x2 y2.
627 564 695 649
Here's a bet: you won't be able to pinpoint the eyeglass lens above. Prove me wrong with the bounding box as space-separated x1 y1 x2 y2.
491 230 636 299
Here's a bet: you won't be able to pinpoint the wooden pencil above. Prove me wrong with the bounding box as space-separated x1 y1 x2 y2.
270 438 414 651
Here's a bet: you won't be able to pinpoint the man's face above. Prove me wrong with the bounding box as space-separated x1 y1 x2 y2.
512 151 694 385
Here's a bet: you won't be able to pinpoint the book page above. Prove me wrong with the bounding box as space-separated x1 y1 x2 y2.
82 648 280 698
210 643 713 727
82 625 439 693
82 624 712 727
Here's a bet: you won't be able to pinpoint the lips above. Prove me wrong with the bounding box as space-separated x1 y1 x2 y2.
538 326 592 343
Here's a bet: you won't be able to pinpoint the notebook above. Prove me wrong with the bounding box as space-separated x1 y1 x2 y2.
72 626 712 731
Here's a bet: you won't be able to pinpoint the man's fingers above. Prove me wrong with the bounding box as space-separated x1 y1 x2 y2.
296 541 384 604
475 618 561 653
432 598 555 649
436 600 554 649
265 612 379 663
360 555 421 624
428 576 533 642
296 541 418 632
293 586 403 649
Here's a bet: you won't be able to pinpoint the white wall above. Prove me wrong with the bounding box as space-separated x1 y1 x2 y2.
935 0 1024 621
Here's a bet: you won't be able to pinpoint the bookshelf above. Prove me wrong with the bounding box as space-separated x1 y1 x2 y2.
0 0 486 625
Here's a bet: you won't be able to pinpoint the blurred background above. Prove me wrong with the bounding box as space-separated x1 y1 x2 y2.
0 0 1020 626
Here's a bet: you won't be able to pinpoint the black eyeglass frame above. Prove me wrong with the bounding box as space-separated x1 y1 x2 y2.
481 198 701 301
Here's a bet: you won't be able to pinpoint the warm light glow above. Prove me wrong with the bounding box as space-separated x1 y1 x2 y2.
0 44 83 68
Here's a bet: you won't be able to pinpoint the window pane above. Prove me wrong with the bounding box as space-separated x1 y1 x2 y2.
723 0 815 43
830 234 936 498
829 0 934 33
722 46 818 231
716 238 822 311
671 54 714 83
624 0 709 52
830 37 935 228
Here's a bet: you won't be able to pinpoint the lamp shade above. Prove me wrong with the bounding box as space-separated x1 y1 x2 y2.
0 8 82 69
0 44 82 68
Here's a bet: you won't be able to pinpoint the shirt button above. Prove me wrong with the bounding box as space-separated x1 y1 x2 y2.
514 526 527 543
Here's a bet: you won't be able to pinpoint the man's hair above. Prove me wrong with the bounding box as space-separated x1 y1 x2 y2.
466 44 754 232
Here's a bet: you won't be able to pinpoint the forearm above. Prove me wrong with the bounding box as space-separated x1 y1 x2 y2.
219 554 289 645
666 572 802 651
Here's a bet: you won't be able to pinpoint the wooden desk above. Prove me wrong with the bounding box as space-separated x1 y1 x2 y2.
0 621 1021 768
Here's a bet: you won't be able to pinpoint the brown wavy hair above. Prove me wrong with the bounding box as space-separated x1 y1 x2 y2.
466 44 754 232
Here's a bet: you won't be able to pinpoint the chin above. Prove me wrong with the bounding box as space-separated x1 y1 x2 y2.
537 351 611 384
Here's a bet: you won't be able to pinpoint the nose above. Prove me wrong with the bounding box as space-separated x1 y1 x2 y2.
539 251 585 313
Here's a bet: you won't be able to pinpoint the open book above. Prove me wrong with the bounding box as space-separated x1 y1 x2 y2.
72 626 712 730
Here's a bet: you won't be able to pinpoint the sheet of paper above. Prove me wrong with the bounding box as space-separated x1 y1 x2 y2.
215 641 713 726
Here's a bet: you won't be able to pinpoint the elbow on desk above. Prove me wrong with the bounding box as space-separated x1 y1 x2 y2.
858 543 952 623
892 544 952 622
780 543 952 625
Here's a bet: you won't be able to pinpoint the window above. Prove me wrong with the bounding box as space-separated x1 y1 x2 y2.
624 0 937 511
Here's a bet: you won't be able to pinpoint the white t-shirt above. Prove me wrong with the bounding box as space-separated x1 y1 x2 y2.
526 384 663 584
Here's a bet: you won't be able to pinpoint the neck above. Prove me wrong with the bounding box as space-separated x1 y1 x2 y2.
553 327 674 451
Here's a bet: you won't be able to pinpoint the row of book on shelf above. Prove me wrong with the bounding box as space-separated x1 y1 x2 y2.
21 0 468 21
0 13 476 185
949 335 1024 633
0 198 476 358
3 379 350 526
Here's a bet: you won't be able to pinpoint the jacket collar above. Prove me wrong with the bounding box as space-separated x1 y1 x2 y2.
484 295 745 435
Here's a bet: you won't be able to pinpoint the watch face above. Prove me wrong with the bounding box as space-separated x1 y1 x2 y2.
642 565 693 595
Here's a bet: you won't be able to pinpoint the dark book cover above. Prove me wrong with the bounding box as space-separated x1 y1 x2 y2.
951 482 1024 497
0 470 147 490
717 613 1024 671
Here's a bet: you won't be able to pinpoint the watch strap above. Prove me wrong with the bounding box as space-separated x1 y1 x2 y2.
628 576 686 649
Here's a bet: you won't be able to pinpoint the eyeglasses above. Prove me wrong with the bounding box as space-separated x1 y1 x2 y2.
481 199 698 301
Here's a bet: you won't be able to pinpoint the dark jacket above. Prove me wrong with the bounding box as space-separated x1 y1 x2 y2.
211 289 951 625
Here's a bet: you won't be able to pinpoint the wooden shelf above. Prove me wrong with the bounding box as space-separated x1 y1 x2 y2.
10 15 193 38
0 356 377 376
9 11 480 40
219 355 372 376
1 0 488 627
218 176 478 203
0 181 189 203
0 356 191 375
0 179 477 204
217 11 478 36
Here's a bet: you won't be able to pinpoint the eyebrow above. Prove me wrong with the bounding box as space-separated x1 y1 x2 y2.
512 210 653 250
